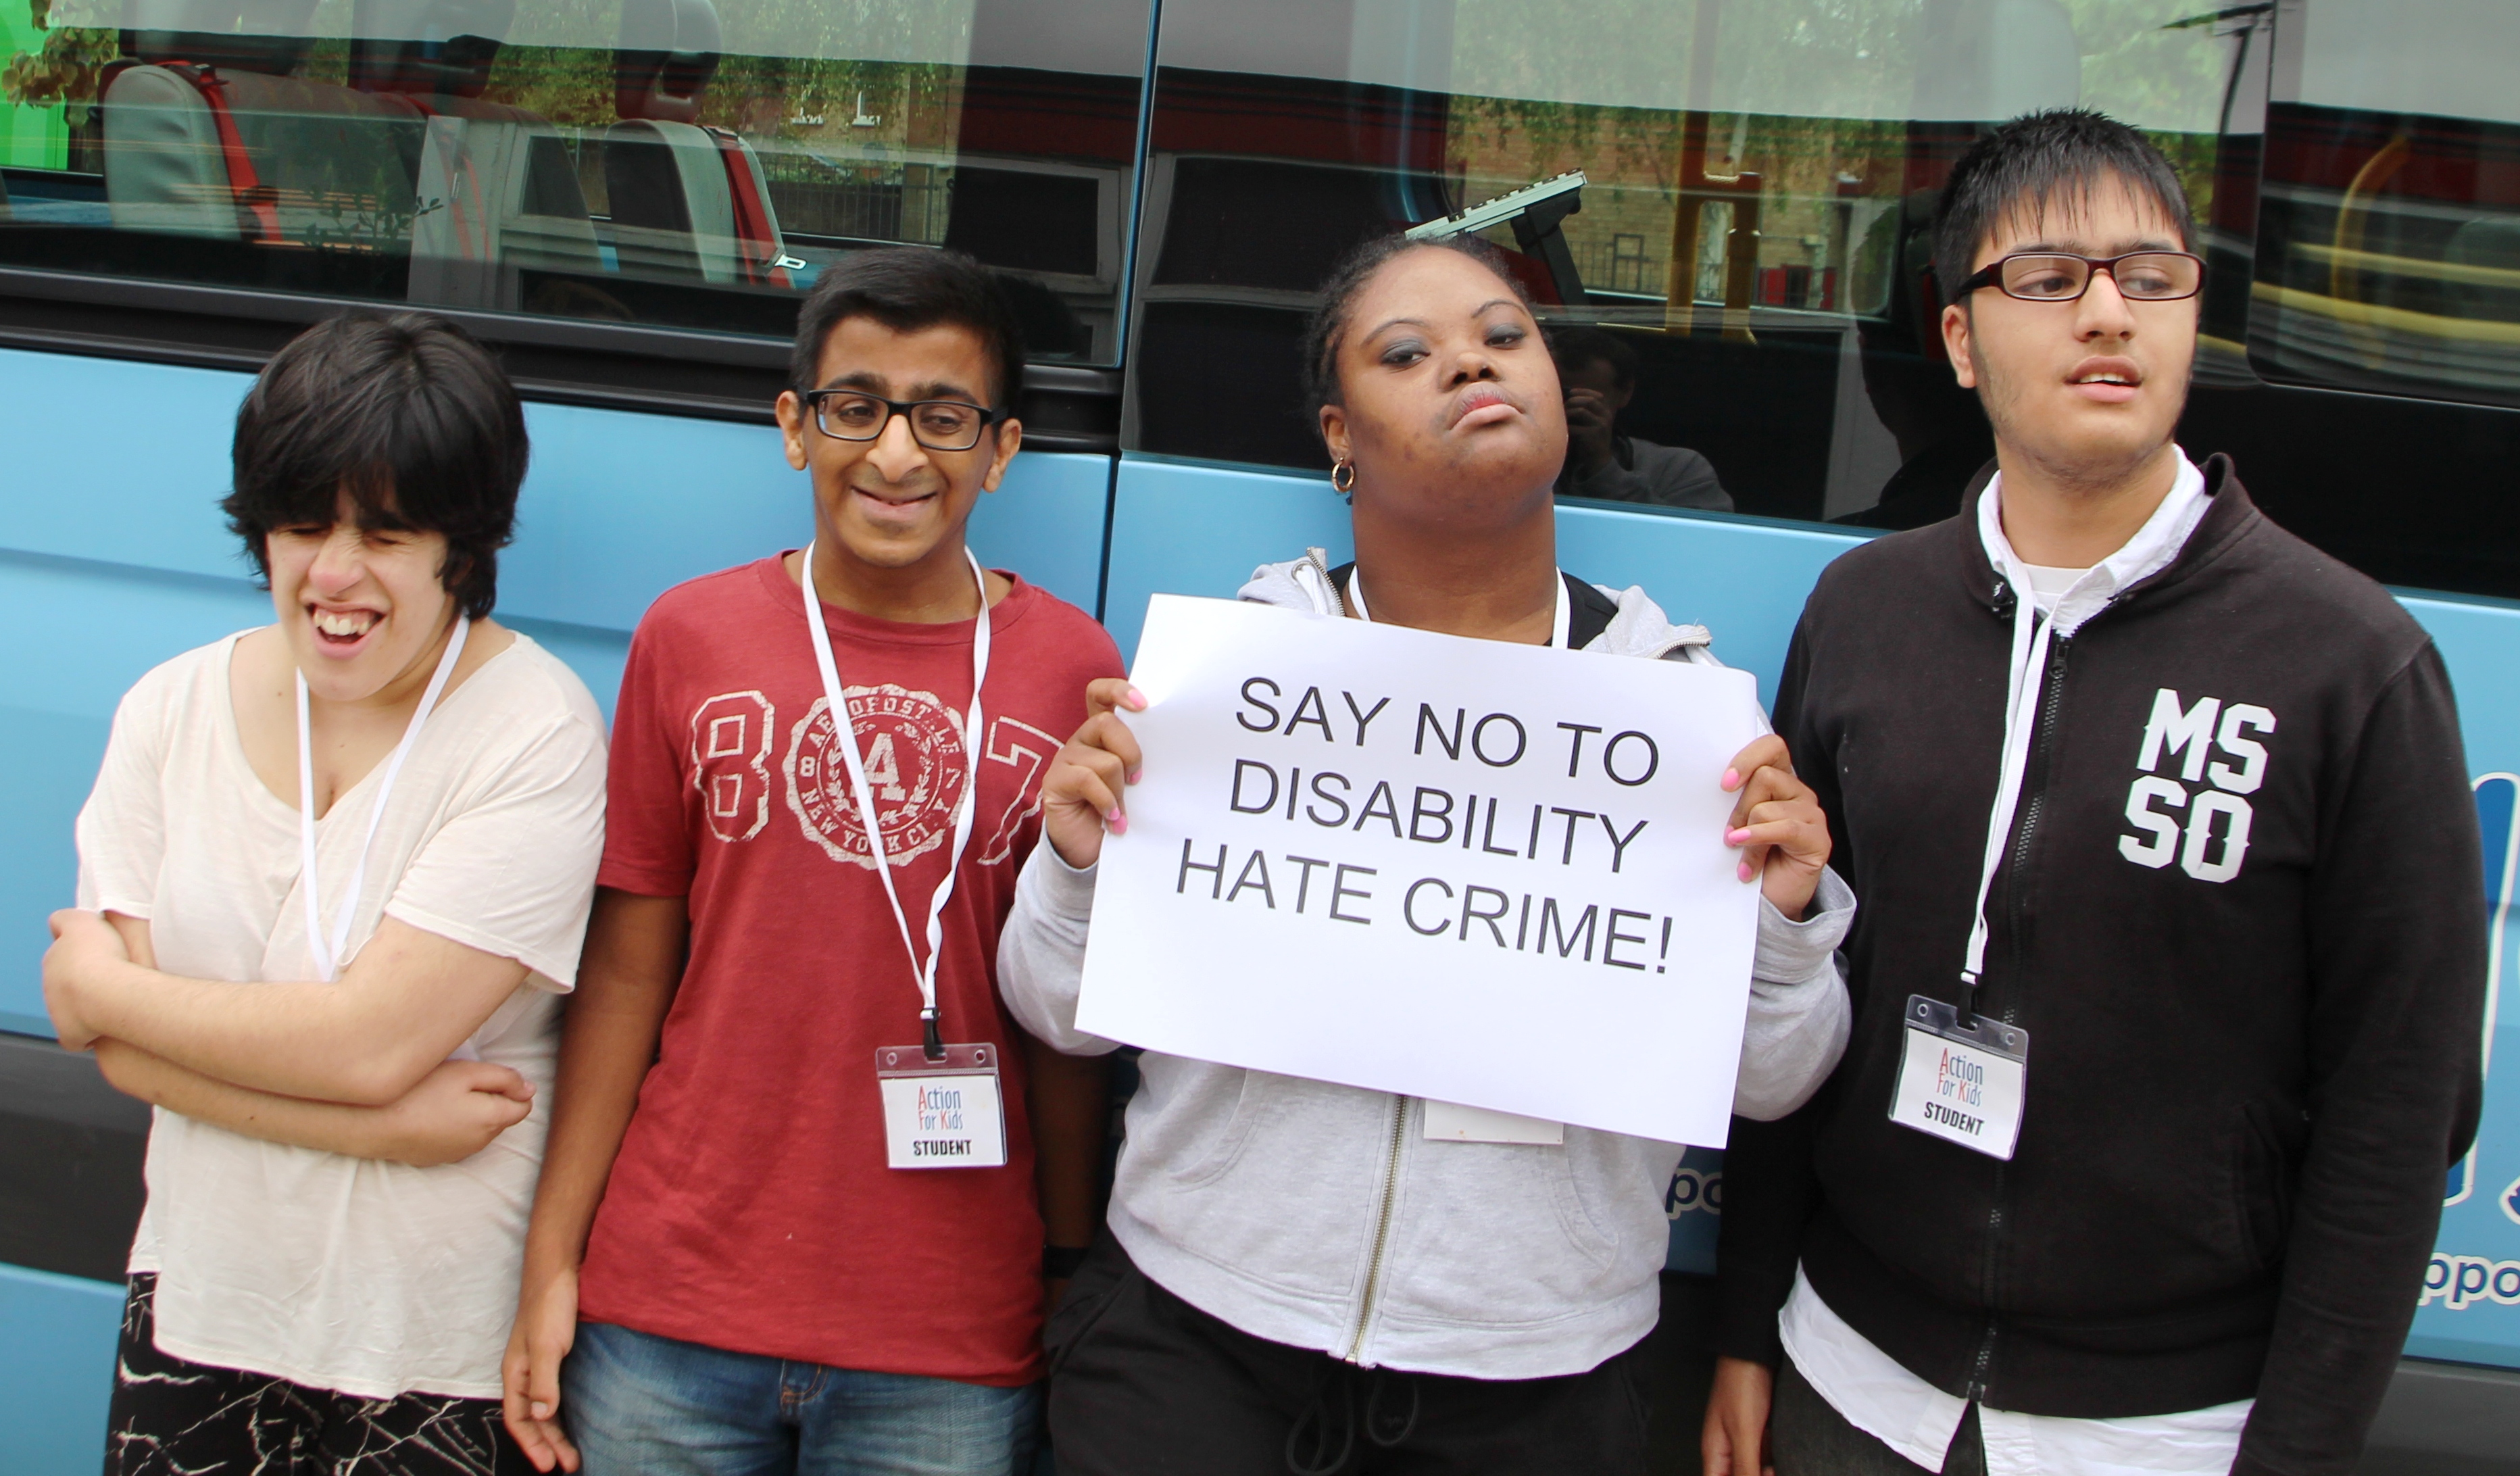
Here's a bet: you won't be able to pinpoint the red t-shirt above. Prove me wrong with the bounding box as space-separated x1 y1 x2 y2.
578 554 1121 1385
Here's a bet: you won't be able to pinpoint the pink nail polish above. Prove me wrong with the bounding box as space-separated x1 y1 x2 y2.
1738 861 1754 881
1108 812 1129 836
1722 768 1741 789
1725 827 1750 845
1127 769 1143 785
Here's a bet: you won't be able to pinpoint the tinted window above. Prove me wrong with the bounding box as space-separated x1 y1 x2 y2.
1125 0 2251 528
0 0 1149 363
2250 2 2520 409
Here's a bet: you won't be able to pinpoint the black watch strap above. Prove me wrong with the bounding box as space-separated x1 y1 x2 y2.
1043 1244 1090 1279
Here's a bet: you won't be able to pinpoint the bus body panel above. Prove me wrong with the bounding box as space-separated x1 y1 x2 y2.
0 1264 122 1476
2401 595 2520 1366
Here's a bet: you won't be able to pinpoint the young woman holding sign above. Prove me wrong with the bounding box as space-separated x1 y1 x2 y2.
998 235 1854 1473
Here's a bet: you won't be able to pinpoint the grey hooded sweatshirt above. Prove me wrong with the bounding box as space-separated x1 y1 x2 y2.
997 556 1854 1379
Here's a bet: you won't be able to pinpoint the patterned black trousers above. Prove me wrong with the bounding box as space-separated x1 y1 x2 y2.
105 1275 533 1476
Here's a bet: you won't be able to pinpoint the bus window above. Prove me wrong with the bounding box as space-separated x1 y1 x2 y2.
0 0 1150 362
2251 0 2520 410
1126 0 2256 527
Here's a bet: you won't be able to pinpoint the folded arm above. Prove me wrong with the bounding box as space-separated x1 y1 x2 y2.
72 913 535 1162
94 1039 533 1166
47 908 528 1106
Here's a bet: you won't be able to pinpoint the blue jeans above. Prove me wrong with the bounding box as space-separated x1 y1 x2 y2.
563 1320 1041 1476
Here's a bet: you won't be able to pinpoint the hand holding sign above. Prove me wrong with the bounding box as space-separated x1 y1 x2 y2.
1070 595 1823 1146
1041 676 1148 870
1723 733 1827 920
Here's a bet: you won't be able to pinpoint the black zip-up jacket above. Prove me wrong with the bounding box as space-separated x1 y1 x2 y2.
1716 458 2486 1476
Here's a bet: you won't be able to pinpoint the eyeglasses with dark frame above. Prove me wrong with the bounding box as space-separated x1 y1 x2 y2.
1955 251 2206 304
799 389 1007 452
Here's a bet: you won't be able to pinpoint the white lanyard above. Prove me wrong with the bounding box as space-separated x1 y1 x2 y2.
1346 567 1573 649
1958 546 2055 1003
296 615 470 982
799 541 991 1059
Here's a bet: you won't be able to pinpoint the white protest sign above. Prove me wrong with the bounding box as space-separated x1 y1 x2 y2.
1076 593 1769 1146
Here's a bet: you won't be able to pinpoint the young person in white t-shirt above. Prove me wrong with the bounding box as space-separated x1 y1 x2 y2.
43 312 608 1476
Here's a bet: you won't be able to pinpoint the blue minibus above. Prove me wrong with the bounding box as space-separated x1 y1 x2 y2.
1 1 2513 1469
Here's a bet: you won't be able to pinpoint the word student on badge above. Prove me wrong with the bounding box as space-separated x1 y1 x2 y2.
994 232 1857 1475
1705 112 2488 1476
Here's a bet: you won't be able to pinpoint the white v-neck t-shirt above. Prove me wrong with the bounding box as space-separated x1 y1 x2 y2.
74 631 608 1400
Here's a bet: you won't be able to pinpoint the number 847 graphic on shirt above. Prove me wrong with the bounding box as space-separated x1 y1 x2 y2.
687 687 1060 869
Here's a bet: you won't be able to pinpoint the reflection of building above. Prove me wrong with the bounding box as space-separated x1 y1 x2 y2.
2252 112 2520 408
34 0 1150 362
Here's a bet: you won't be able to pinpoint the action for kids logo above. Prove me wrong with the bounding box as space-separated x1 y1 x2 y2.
917 1081 966 1135
785 684 968 869
1936 1047 1985 1111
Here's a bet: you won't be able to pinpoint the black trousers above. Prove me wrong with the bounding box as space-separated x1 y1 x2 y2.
1043 1237 1652 1476
1771 1356 1986 1476
104 1275 534 1476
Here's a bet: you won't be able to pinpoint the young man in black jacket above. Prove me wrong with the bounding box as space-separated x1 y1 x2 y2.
1702 110 2487 1476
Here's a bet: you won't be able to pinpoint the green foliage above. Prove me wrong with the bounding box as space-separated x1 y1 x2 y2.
3 0 118 128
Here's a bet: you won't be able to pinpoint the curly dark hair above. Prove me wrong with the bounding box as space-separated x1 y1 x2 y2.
1297 232 1535 450
224 313 524 620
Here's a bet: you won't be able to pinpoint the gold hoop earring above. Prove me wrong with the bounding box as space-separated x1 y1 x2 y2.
1331 459 1356 496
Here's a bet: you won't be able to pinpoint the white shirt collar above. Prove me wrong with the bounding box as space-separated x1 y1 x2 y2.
1976 450 2211 636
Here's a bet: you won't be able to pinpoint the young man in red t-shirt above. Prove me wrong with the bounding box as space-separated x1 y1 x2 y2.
499 248 1122 1475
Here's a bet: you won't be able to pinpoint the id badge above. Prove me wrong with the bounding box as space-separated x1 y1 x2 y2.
876 1043 1008 1169
1423 1099 1564 1146
1889 996 2029 1160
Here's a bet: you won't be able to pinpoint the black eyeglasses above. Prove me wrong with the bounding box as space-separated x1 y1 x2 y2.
1955 251 2206 303
800 389 1006 452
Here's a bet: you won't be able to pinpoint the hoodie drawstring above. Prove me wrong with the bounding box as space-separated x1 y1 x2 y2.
1285 1362 1425 1475
1959 561 2056 1023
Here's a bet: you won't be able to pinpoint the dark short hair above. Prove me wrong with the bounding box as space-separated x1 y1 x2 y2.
790 247 1027 412
1932 109 2196 304
1299 233 1535 443
224 314 524 620
1548 324 1639 390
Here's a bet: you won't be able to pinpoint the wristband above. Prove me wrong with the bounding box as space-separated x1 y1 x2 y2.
1043 1244 1089 1280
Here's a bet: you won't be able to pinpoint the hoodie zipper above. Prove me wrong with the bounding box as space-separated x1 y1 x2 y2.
2000 635 2072 943
1964 627 2071 1400
1344 1093 1411 1363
